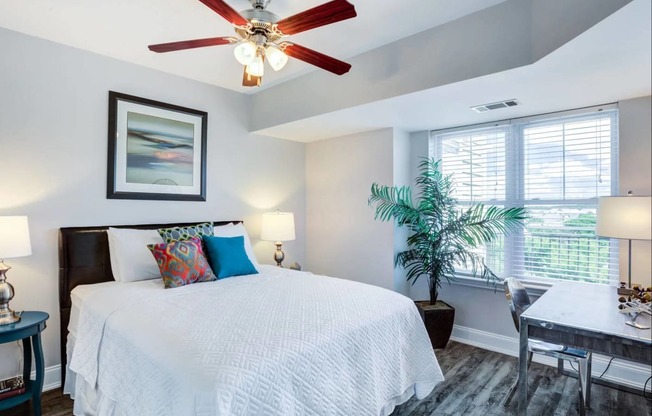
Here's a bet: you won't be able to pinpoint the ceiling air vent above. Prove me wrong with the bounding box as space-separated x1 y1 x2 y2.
471 99 519 113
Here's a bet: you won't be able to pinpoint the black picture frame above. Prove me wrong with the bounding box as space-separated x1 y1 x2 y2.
107 91 207 201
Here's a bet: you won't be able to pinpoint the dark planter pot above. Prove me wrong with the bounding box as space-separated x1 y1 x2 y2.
415 300 455 349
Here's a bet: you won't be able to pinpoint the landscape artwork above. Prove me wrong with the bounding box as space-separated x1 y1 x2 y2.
107 91 207 201
125 111 194 187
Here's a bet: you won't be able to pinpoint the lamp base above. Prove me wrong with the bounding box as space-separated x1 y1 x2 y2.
0 309 21 325
274 242 285 267
617 287 635 296
0 264 20 325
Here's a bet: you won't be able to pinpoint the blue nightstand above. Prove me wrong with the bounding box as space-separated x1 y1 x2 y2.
0 311 49 416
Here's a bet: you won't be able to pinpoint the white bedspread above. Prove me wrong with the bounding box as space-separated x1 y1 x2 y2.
69 266 443 416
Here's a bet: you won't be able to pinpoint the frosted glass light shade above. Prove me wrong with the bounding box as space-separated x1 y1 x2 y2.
0 216 32 259
596 196 651 240
265 45 288 71
246 55 265 77
261 212 295 242
234 42 257 65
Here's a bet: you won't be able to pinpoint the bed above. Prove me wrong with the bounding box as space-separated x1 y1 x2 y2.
59 221 444 416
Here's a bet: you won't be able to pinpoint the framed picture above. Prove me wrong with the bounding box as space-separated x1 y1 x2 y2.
107 91 207 201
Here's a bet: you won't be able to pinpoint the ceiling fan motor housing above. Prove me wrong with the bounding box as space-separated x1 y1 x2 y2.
249 0 271 10
237 9 281 43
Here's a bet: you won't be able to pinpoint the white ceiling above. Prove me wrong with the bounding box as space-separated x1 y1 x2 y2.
0 0 505 93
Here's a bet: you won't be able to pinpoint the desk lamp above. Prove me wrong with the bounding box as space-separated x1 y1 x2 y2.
261 211 295 267
596 193 651 290
0 216 32 325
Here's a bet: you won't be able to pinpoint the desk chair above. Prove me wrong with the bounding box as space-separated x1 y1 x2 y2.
503 277 592 415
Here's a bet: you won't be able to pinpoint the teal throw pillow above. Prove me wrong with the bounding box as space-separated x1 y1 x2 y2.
202 235 258 279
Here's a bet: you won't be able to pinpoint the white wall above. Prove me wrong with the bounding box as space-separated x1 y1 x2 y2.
0 28 306 381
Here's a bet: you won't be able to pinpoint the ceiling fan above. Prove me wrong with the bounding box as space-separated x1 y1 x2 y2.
148 0 357 87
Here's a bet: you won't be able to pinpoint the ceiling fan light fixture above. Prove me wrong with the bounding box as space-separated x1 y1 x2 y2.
234 41 257 65
246 55 265 77
265 45 288 71
147 0 357 88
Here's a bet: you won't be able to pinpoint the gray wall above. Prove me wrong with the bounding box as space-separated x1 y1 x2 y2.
392 130 412 295
618 96 652 283
305 128 395 290
305 127 417 294
0 28 307 381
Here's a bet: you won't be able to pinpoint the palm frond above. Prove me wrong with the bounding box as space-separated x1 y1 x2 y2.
369 156 527 301
461 204 527 246
414 158 457 229
369 183 421 227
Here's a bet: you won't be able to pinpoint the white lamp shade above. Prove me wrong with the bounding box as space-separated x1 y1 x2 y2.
234 42 257 65
0 216 32 258
596 196 651 240
261 212 295 242
265 45 288 71
246 55 265 77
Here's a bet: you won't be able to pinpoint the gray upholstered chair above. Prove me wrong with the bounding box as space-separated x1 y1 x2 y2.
503 277 592 415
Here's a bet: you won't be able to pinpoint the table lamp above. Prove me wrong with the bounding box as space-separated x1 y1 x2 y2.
0 216 32 325
261 211 295 267
596 193 651 290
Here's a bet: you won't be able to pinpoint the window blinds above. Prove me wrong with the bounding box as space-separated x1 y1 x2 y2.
436 127 507 203
432 108 619 285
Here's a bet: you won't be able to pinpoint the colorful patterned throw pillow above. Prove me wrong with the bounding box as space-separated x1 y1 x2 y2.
157 222 214 243
147 237 216 288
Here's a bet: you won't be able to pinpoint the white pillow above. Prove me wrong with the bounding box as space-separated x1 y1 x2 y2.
213 223 235 232
213 222 259 269
107 228 163 283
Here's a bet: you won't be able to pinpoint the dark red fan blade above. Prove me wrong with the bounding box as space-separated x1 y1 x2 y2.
148 37 234 53
276 0 356 35
242 67 262 87
198 0 249 26
282 43 351 75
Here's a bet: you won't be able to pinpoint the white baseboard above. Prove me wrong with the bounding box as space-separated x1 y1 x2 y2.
450 324 652 392
29 364 61 392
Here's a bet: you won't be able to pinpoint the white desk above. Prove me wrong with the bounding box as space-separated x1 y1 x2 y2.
518 281 652 416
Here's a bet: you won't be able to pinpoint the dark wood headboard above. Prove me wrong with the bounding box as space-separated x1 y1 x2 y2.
58 220 239 384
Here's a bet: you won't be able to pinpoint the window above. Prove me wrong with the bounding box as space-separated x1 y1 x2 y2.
431 106 618 285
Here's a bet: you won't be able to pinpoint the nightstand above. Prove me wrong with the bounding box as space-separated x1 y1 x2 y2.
0 311 49 416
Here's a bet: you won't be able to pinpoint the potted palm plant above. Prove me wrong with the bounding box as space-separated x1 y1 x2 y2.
369 158 526 348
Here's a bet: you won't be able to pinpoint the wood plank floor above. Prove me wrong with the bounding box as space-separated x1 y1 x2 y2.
1 341 650 415
392 342 651 416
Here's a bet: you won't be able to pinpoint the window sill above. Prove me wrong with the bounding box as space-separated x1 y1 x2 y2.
450 275 552 298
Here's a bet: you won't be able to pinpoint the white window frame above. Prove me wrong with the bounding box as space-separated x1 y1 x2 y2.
430 104 619 293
